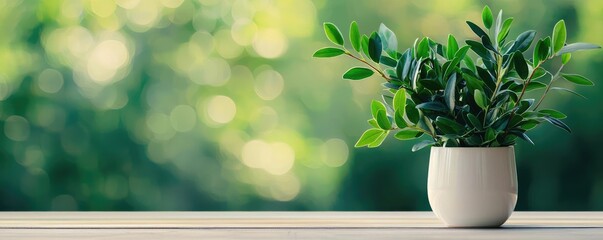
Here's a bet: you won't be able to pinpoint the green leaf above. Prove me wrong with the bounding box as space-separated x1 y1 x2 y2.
368 32 382 63
342 67 374 80
474 89 488 110
556 42 601 56
313 47 345 58
379 55 397 67
444 74 457 113
493 10 503 43
394 129 422 140
436 116 465 134
513 52 529 79
444 45 471 78
497 18 514 45
550 87 586 99
539 109 567 119
323 22 344 46
446 34 459 60
463 55 477 73
349 21 361 52
393 89 406 114
361 35 370 57
511 131 534 145
416 101 448 113
394 110 407 128
416 37 430 58
370 100 387 119
561 53 571 65
511 30 536 53
511 81 547 92
539 37 551 61
552 20 566 53
466 21 488 38
482 6 493 29
467 113 483 130
485 128 496 142
412 140 435 152
405 102 420 124
367 130 389 148
543 116 571 133
354 128 385 147
367 119 379 128
375 110 391 130
533 37 551 66
561 73 595 86
378 23 398 57
517 99 534 114
466 40 492 61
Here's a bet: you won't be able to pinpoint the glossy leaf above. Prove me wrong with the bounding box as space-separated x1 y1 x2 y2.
513 51 529 79
416 37 430 58
405 102 420 124
444 74 457 113
375 110 392 130
552 20 566 53
444 45 471 78
354 128 384 147
482 6 493 29
394 110 407 128
416 101 448 113
466 21 488 38
394 129 422 140
494 10 503 38
436 116 464 133
446 34 459 60
474 89 488 110
561 53 571 65
313 47 345 58
367 119 379 128
367 130 389 148
512 131 534 145
361 35 370 57
543 116 572 133
467 113 483 130
368 32 382 62
323 22 344 46
555 42 601 56
349 21 361 52
342 67 374 80
412 140 435 152
497 18 514 44
562 73 594 86
550 87 586 99
378 23 398 57
511 81 546 92
393 89 406 114
379 55 397 67
511 30 536 53
371 100 387 119
539 109 567 119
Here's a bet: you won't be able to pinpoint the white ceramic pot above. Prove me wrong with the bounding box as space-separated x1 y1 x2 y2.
427 146 518 227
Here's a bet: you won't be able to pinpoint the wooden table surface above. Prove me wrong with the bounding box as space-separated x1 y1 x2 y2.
0 212 602 239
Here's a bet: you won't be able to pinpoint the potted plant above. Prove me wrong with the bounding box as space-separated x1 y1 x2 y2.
314 6 600 227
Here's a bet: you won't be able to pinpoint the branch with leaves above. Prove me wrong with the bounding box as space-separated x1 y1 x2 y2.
314 5 600 151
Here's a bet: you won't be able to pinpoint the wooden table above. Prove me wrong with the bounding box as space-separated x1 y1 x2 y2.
0 212 602 239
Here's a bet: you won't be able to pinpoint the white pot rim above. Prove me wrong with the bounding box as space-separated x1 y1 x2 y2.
431 146 514 149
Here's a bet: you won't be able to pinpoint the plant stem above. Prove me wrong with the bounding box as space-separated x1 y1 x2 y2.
514 61 544 108
344 51 391 82
533 64 565 110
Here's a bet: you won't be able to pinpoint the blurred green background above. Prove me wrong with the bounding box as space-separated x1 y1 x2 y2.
0 0 601 211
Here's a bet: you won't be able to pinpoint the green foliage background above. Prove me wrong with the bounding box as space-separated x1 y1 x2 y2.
0 0 601 210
